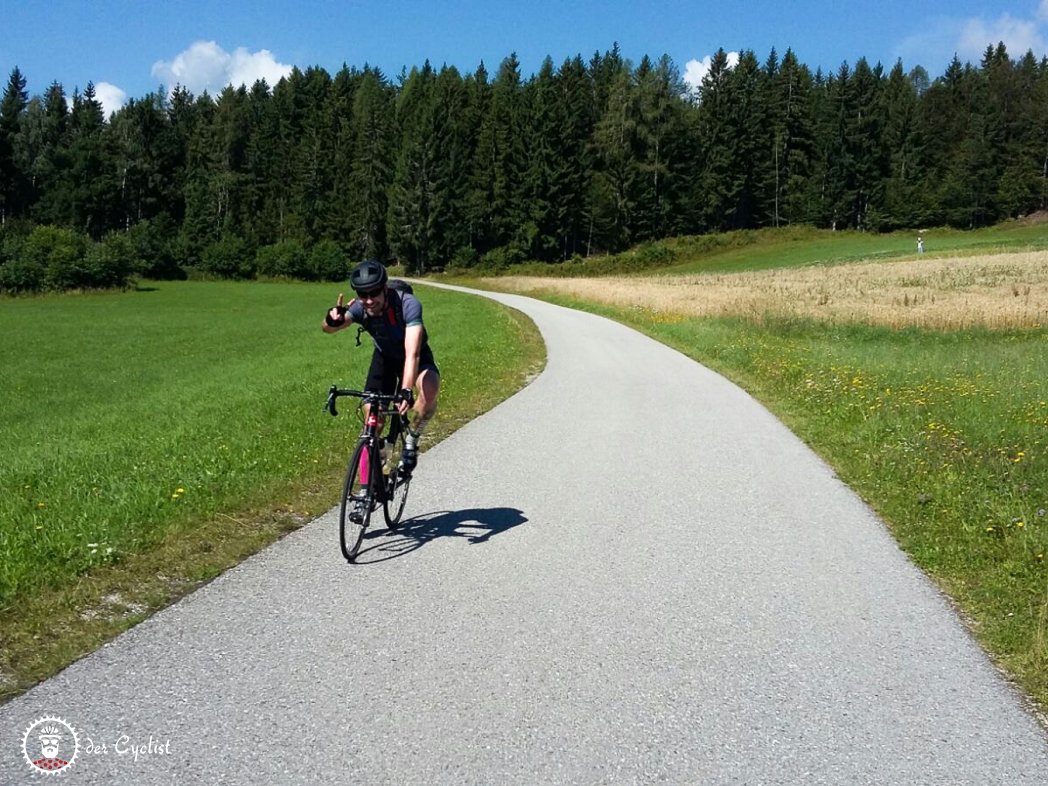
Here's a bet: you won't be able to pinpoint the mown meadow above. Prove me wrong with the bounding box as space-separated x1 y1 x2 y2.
0 280 544 698
469 222 1048 713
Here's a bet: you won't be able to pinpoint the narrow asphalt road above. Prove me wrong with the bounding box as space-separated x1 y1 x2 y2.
3 286 1047 785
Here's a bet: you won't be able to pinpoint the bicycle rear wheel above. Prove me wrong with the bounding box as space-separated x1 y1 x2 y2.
383 421 411 528
339 440 375 561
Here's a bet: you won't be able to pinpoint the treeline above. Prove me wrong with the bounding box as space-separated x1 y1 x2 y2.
0 42 1046 291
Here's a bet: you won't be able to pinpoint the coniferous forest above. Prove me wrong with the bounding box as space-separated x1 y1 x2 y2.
0 42 1046 292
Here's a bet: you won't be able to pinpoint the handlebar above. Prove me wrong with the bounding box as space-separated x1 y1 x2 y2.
324 385 402 417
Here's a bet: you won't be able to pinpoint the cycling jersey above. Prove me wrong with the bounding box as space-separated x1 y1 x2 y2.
347 290 428 360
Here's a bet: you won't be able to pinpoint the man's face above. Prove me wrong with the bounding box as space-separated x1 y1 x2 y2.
39 734 60 758
356 286 386 317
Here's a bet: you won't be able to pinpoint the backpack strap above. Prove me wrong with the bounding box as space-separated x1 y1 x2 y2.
386 288 405 329
357 288 405 346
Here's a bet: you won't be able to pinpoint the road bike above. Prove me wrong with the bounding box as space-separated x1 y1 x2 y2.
325 385 413 561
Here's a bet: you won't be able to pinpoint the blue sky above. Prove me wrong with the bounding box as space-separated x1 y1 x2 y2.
2 1 1046 117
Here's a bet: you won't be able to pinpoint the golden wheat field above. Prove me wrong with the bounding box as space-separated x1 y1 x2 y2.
490 249 1048 330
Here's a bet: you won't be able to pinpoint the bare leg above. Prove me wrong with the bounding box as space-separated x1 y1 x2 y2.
404 369 440 465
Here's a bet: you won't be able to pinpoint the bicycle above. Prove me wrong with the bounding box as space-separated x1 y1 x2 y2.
325 385 413 561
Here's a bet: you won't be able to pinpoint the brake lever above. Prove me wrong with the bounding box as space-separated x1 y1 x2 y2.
325 385 339 417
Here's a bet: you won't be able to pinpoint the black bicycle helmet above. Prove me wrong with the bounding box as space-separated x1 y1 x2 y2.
349 259 388 293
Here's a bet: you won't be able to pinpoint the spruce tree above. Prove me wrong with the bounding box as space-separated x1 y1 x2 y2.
388 62 437 273
429 65 470 267
488 53 527 254
464 62 495 257
346 66 393 261
555 56 596 257
522 56 564 260
590 59 640 251
772 50 816 226
0 67 29 224
693 49 737 231
67 82 116 238
880 60 926 228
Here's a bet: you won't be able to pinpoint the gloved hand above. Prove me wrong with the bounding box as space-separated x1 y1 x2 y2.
325 293 347 327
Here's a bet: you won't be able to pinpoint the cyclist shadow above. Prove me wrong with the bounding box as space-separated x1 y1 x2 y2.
354 507 528 564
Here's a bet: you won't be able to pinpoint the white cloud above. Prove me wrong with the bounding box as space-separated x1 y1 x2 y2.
683 51 740 95
151 41 293 96
94 82 127 118
958 13 1046 60
896 5 1048 72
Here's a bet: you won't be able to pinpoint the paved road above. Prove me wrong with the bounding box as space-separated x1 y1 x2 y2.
3 286 1047 785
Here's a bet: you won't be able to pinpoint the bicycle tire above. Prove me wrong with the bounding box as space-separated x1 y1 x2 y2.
339 440 374 561
383 419 411 528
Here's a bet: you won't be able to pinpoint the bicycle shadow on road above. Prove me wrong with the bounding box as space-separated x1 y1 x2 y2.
353 507 528 563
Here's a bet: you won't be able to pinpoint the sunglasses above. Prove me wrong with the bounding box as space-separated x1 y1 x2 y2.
355 287 384 300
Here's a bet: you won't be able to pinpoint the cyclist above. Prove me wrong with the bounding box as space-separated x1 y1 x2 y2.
322 260 440 476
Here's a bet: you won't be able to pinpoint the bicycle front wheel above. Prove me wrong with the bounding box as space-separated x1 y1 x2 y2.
383 423 411 529
339 440 375 561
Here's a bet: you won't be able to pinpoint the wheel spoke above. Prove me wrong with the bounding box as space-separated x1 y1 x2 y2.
340 441 374 561
383 428 411 528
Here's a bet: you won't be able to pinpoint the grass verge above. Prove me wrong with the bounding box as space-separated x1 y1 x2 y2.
0 280 545 701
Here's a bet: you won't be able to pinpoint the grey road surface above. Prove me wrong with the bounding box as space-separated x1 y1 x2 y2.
3 286 1047 785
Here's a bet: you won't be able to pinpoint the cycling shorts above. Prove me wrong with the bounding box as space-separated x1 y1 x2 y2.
364 347 439 394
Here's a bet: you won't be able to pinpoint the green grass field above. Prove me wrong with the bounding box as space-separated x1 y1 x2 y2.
658 221 1048 275
488 219 1048 279
0 280 544 697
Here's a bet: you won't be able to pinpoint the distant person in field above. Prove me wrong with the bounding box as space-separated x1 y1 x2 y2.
917 235 924 255
322 260 440 478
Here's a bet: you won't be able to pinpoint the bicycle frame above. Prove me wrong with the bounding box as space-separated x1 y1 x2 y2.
325 384 413 560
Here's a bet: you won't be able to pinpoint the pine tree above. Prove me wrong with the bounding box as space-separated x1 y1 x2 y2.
554 55 596 257
590 61 638 250
67 82 116 238
429 65 470 266
846 58 887 230
289 67 336 242
488 53 528 254
722 50 770 229
813 63 857 229
346 66 394 260
27 82 71 226
108 91 174 229
633 55 678 240
694 49 738 232
521 56 564 260
0 67 29 224
918 56 981 226
180 91 220 260
243 78 287 247
388 62 438 273
770 49 816 226
879 60 926 228
989 47 1042 218
464 62 495 256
